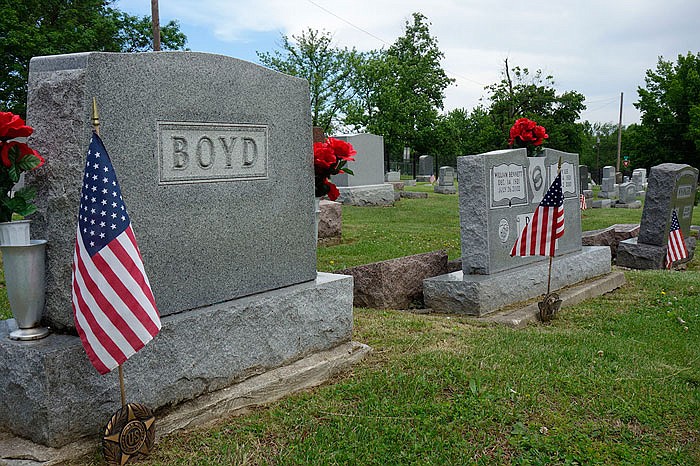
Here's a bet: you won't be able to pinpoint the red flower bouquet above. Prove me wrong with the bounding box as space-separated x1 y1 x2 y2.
508 118 548 154
314 137 356 201
0 112 45 222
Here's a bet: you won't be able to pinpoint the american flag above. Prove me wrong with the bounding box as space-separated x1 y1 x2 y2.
580 193 587 211
71 132 161 375
510 172 565 257
665 209 688 269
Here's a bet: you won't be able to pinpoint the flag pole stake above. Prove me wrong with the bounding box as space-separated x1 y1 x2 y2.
539 157 563 322
118 365 126 408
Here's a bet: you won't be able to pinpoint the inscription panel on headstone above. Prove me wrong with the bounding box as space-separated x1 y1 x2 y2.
491 163 527 208
158 122 268 184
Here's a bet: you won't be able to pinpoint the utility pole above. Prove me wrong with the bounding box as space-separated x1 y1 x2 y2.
151 0 161 51
596 135 601 183
616 92 623 177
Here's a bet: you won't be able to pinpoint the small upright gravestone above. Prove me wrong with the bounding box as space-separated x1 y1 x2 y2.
599 165 618 199
416 155 434 182
615 182 641 208
579 165 590 191
434 166 456 194
0 51 355 447
386 171 401 182
331 133 394 206
617 163 698 269
424 148 612 316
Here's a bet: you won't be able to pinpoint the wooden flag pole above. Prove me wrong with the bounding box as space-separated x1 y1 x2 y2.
92 97 127 409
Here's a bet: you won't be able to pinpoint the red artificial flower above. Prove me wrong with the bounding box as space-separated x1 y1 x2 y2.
0 112 34 140
313 142 336 172
326 137 356 162
1 141 44 169
508 117 548 147
324 179 340 201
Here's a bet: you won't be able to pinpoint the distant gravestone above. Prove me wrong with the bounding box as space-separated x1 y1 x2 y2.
386 170 401 182
424 148 612 316
416 155 434 182
632 168 646 193
617 163 699 269
6 51 354 447
434 166 456 194
599 165 618 199
331 133 394 206
579 165 589 192
616 182 641 208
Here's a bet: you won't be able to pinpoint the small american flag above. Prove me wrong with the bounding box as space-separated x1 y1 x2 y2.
580 193 587 211
665 209 688 269
511 172 565 257
71 132 161 375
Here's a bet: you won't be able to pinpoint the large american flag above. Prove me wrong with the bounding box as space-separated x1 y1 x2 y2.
665 209 688 269
510 172 565 257
71 132 161 375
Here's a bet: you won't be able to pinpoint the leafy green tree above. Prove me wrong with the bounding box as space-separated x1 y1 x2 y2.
0 0 187 116
257 29 359 134
346 13 454 168
485 59 586 153
432 106 501 166
635 52 700 167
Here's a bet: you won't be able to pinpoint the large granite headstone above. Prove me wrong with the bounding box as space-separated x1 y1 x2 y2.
416 154 434 182
1 51 354 447
331 133 393 206
617 163 698 269
434 166 456 194
424 148 612 315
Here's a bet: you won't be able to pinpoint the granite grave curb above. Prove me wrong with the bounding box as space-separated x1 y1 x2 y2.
0 341 371 466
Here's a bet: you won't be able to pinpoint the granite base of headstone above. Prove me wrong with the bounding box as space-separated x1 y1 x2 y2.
404 179 417 186
616 163 699 269
416 175 432 182
424 148 613 316
424 247 612 316
0 51 357 447
614 200 642 209
591 199 613 208
336 184 395 206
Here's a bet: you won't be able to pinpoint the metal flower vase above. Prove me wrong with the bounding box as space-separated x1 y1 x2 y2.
2 239 50 340
0 219 31 246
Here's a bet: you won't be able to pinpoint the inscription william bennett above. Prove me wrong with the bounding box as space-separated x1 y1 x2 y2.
158 122 268 184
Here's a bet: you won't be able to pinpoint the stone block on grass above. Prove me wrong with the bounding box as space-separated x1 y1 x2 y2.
338 251 448 309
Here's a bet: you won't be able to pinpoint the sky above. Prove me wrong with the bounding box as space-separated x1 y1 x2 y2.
115 0 700 126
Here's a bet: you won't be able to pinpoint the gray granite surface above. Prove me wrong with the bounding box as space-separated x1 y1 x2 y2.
25 51 317 330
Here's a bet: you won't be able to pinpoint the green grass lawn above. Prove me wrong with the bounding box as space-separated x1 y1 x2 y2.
71 269 700 465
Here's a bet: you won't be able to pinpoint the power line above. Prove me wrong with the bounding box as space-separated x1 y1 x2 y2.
304 0 486 87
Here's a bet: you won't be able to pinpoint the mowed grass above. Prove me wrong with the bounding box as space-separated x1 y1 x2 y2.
70 270 700 465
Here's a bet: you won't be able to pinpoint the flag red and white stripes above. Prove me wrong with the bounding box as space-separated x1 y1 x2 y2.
71 132 161 375
580 193 587 211
510 172 565 257
665 209 688 269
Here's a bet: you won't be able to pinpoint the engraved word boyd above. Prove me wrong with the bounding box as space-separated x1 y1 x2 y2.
158 121 268 184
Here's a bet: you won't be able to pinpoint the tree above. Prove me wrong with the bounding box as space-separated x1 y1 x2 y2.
635 52 700 167
346 13 454 167
0 0 187 116
431 106 501 166
485 59 586 153
257 29 359 134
